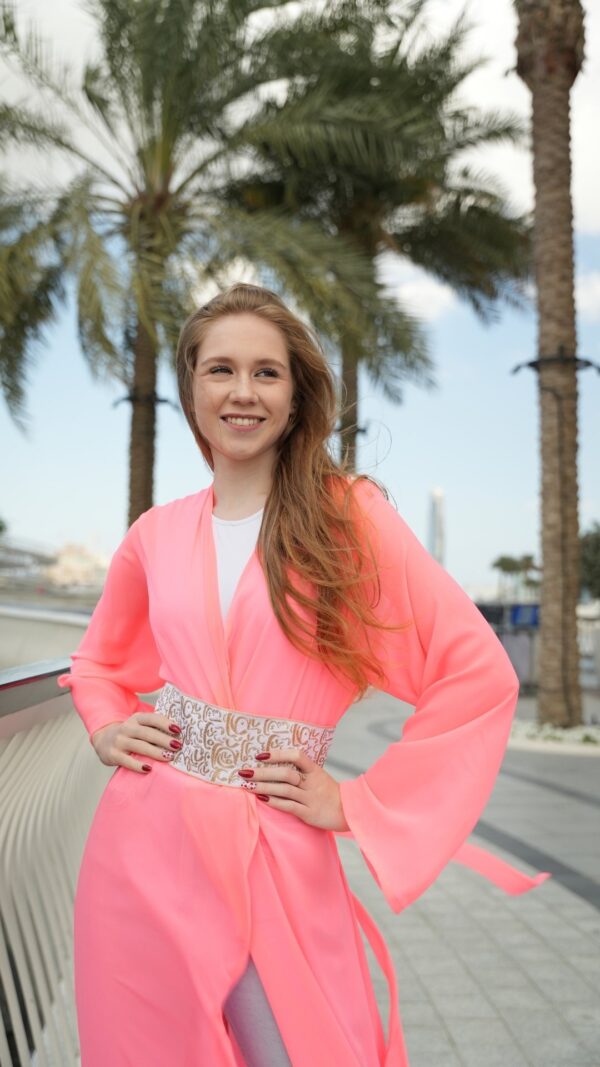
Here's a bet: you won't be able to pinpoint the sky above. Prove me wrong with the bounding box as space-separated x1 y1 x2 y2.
1 0 599 597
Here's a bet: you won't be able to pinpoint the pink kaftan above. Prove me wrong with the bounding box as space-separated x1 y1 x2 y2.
56 477 550 1066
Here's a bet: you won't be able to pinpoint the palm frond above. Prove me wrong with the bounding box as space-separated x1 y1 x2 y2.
390 164 533 321
233 87 436 176
0 1 137 192
0 180 65 427
444 109 528 153
57 173 129 379
359 295 435 404
0 102 74 153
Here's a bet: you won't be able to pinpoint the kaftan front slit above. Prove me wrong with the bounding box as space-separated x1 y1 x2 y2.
222 956 292 1067
213 506 294 1065
59 478 549 1067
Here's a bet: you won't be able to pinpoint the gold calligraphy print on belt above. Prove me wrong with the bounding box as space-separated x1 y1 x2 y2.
154 682 336 788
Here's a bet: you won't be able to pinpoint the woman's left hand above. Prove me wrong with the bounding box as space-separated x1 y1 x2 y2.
237 747 350 832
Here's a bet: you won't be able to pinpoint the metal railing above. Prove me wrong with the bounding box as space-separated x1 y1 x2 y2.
0 660 112 1067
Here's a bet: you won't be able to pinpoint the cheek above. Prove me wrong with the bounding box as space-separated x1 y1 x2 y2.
191 390 214 436
192 381 214 414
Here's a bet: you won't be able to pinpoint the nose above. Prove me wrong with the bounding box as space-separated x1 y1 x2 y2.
228 375 259 402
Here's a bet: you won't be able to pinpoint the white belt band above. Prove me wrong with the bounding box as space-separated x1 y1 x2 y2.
154 682 336 788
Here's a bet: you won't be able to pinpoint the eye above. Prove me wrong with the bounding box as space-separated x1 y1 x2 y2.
209 366 279 377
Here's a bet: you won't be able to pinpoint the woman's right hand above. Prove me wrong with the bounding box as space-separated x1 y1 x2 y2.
91 711 182 772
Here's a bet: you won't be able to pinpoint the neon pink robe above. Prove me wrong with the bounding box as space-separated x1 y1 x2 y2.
57 478 549 1066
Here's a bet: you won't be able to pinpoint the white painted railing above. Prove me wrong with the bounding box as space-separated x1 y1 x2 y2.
0 660 112 1067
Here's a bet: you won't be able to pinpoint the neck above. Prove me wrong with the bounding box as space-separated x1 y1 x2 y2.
211 454 274 516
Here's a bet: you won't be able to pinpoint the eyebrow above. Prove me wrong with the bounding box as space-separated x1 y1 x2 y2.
199 355 288 370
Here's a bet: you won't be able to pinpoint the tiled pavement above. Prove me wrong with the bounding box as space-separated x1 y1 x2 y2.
329 692 600 1067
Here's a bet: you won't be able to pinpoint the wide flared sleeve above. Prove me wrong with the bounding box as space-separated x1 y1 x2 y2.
56 512 163 745
337 481 550 912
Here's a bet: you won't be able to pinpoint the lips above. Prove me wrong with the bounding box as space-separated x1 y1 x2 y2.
220 416 266 423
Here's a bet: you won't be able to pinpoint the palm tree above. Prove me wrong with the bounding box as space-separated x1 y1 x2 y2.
220 3 534 467
492 555 523 601
518 553 541 599
0 0 431 524
515 0 585 727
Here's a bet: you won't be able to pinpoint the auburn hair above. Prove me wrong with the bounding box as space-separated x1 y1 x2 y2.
175 282 413 699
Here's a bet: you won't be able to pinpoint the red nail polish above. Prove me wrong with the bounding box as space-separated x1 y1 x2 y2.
168 724 181 735
256 752 271 761
170 739 183 750
238 769 254 778
256 793 270 801
141 764 152 772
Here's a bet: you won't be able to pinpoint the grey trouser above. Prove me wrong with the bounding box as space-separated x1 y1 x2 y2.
223 955 292 1067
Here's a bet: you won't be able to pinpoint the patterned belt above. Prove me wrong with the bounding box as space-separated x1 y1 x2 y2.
153 682 336 789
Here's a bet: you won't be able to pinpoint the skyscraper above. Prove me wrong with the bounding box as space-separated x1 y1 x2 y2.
428 488 445 566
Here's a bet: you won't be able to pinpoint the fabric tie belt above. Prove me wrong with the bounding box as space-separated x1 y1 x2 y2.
154 681 336 788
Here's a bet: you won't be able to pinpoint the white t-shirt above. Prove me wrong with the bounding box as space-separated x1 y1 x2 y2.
212 507 264 622
212 505 376 702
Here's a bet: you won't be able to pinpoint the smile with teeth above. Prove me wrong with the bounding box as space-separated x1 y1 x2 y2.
221 416 265 426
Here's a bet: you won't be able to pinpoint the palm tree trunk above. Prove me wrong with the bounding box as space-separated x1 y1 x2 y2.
515 1 584 726
339 336 359 471
127 317 157 526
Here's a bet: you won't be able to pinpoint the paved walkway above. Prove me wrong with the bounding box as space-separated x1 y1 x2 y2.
329 692 600 1067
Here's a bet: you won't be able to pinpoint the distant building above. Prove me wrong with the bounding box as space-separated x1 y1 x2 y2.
463 582 501 602
44 544 109 591
0 538 56 584
428 487 445 566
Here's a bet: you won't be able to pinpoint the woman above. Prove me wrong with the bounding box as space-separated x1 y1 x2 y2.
57 282 549 1066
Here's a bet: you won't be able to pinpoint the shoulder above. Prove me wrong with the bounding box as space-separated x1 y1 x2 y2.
134 487 210 528
326 472 387 509
345 474 401 524
346 474 388 507
127 487 210 554
342 475 423 560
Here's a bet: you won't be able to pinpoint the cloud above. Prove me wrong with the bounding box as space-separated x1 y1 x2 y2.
377 254 457 321
580 497 600 527
576 272 600 321
395 276 457 321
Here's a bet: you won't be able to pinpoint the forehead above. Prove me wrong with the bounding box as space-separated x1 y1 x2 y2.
197 313 289 363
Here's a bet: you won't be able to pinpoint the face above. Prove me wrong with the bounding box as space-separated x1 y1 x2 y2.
192 313 296 467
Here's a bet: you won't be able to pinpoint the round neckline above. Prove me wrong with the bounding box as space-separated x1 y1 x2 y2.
212 506 264 525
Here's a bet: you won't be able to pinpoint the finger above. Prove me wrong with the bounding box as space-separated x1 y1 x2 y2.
134 711 182 736
253 792 308 818
113 753 155 774
125 722 181 751
256 747 313 773
118 736 180 763
245 764 305 785
249 780 307 803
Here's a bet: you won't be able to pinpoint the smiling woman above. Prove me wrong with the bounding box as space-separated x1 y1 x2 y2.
58 281 549 1067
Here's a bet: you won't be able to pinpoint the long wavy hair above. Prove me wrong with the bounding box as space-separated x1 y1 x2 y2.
176 282 413 699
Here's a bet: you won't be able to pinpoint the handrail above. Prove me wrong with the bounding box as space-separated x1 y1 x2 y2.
0 658 104 1066
0 659 72 719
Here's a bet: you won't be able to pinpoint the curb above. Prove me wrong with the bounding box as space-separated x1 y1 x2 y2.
507 734 600 756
